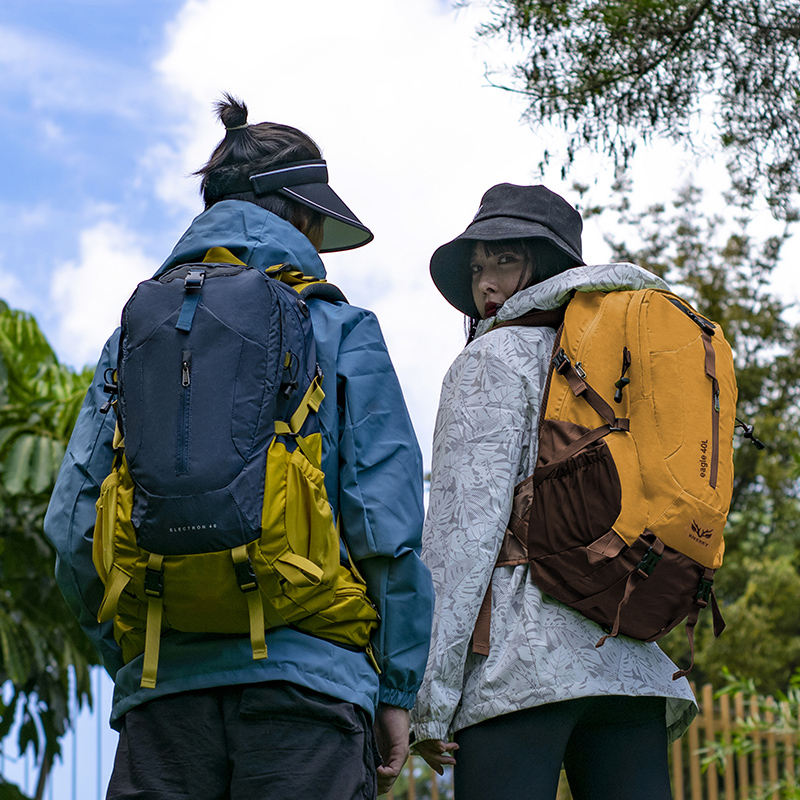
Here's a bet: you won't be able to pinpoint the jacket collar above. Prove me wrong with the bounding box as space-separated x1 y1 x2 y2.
155 200 326 279
475 263 668 338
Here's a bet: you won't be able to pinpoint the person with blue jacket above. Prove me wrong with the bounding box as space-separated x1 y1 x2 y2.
44 94 433 800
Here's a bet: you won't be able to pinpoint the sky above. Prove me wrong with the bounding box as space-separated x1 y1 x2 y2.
1 0 799 796
6 0 786 460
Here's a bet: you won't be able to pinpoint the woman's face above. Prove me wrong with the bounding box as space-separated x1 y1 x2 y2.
470 243 532 319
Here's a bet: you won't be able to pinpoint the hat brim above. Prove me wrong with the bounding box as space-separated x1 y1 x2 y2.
430 216 584 318
280 184 373 252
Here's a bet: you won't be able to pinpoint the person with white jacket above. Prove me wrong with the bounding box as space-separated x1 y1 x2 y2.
410 184 697 800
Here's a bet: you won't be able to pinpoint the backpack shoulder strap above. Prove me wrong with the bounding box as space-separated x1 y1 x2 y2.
265 263 348 304
490 302 569 331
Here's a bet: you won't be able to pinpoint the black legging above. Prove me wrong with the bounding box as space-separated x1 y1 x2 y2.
452 695 672 800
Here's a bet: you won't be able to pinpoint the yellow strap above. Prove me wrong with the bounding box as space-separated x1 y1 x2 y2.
288 376 325 434
265 263 320 287
292 434 320 469
112 420 124 451
202 247 246 265
96 565 131 623
231 546 268 660
246 590 267 660
140 553 164 689
276 552 324 585
365 641 381 674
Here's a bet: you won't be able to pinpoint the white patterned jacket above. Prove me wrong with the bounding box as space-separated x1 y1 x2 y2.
411 263 698 744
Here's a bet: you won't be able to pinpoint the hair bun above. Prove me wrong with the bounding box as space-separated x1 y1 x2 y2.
215 92 248 131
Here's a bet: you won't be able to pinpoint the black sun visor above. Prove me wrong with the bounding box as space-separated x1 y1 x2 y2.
248 160 373 252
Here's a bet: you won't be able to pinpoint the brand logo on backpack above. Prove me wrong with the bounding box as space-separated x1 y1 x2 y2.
168 523 220 534
689 520 714 546
699 439 709 479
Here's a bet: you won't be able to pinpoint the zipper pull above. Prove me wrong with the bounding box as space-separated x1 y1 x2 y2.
181 351 191 387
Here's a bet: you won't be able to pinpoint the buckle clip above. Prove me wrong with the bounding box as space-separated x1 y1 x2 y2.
234 558 258 593
635 547 662 577
144 567 164 598
552 349 571 374
184 269 206 292
696 576 713 606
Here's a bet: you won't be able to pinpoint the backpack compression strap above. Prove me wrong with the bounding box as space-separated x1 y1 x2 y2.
274 375 326 467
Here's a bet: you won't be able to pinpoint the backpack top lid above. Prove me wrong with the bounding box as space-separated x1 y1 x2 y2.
117 262 320 554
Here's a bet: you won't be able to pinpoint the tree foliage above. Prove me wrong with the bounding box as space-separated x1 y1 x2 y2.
579 178 800 693
0 302 97 799
472 0 800 215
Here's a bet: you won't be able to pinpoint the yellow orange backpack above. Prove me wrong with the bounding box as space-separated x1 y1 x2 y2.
474 288 740 678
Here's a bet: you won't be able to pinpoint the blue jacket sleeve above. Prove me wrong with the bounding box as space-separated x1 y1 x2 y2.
309 301 434 710
43 331 124 677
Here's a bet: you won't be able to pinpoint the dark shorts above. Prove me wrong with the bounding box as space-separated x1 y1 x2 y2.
106 681 381 800
453 695 671 800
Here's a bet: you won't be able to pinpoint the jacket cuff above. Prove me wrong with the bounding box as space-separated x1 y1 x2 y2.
410 720 450 744
378 685 417 710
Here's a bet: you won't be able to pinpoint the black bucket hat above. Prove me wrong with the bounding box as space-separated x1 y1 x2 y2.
218 159 373 253
430 183 584 317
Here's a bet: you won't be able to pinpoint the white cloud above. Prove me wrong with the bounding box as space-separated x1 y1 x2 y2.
50 221 157 368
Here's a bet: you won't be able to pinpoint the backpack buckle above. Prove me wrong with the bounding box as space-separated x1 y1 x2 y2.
184 269 206 292
552 349 571 374
696 576 713 606
635 547 662 577
144 567 164 598
234 557 258 593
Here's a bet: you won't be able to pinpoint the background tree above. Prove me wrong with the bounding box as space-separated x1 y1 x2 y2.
470 0 800 216
578 178 800 693
0 302 97 800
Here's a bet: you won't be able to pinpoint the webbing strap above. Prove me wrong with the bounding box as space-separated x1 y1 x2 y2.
557 353 626 430
96 565 130 623
491 305 568 331
710 587 726 637
231 546 267 660
672 603 701 681
112 421 124 451
673 568 723 680
472 578 493 656
175 269 205 333
288 376 325 434
293 434 320 468
141 553 164 689
277 552 324 585
595 538 664 648
701 332 720 489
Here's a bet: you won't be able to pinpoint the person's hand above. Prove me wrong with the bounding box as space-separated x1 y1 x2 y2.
374 704 410 795
414 738 459 775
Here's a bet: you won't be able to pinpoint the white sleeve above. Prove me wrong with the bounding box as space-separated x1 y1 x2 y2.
411 331 548 742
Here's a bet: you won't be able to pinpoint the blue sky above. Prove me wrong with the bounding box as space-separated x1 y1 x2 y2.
4 0 792 452
0 0 186 356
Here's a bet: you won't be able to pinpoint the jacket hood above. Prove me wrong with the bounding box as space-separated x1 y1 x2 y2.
155 200 327 279
475 263 669 338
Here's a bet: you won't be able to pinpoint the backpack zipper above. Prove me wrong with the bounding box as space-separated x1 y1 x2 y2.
177 350 191 475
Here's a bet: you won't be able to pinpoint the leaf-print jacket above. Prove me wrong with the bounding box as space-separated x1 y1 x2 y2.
411 263 698 744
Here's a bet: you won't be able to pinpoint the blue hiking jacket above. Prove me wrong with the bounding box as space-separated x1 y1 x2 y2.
44 200 433 728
